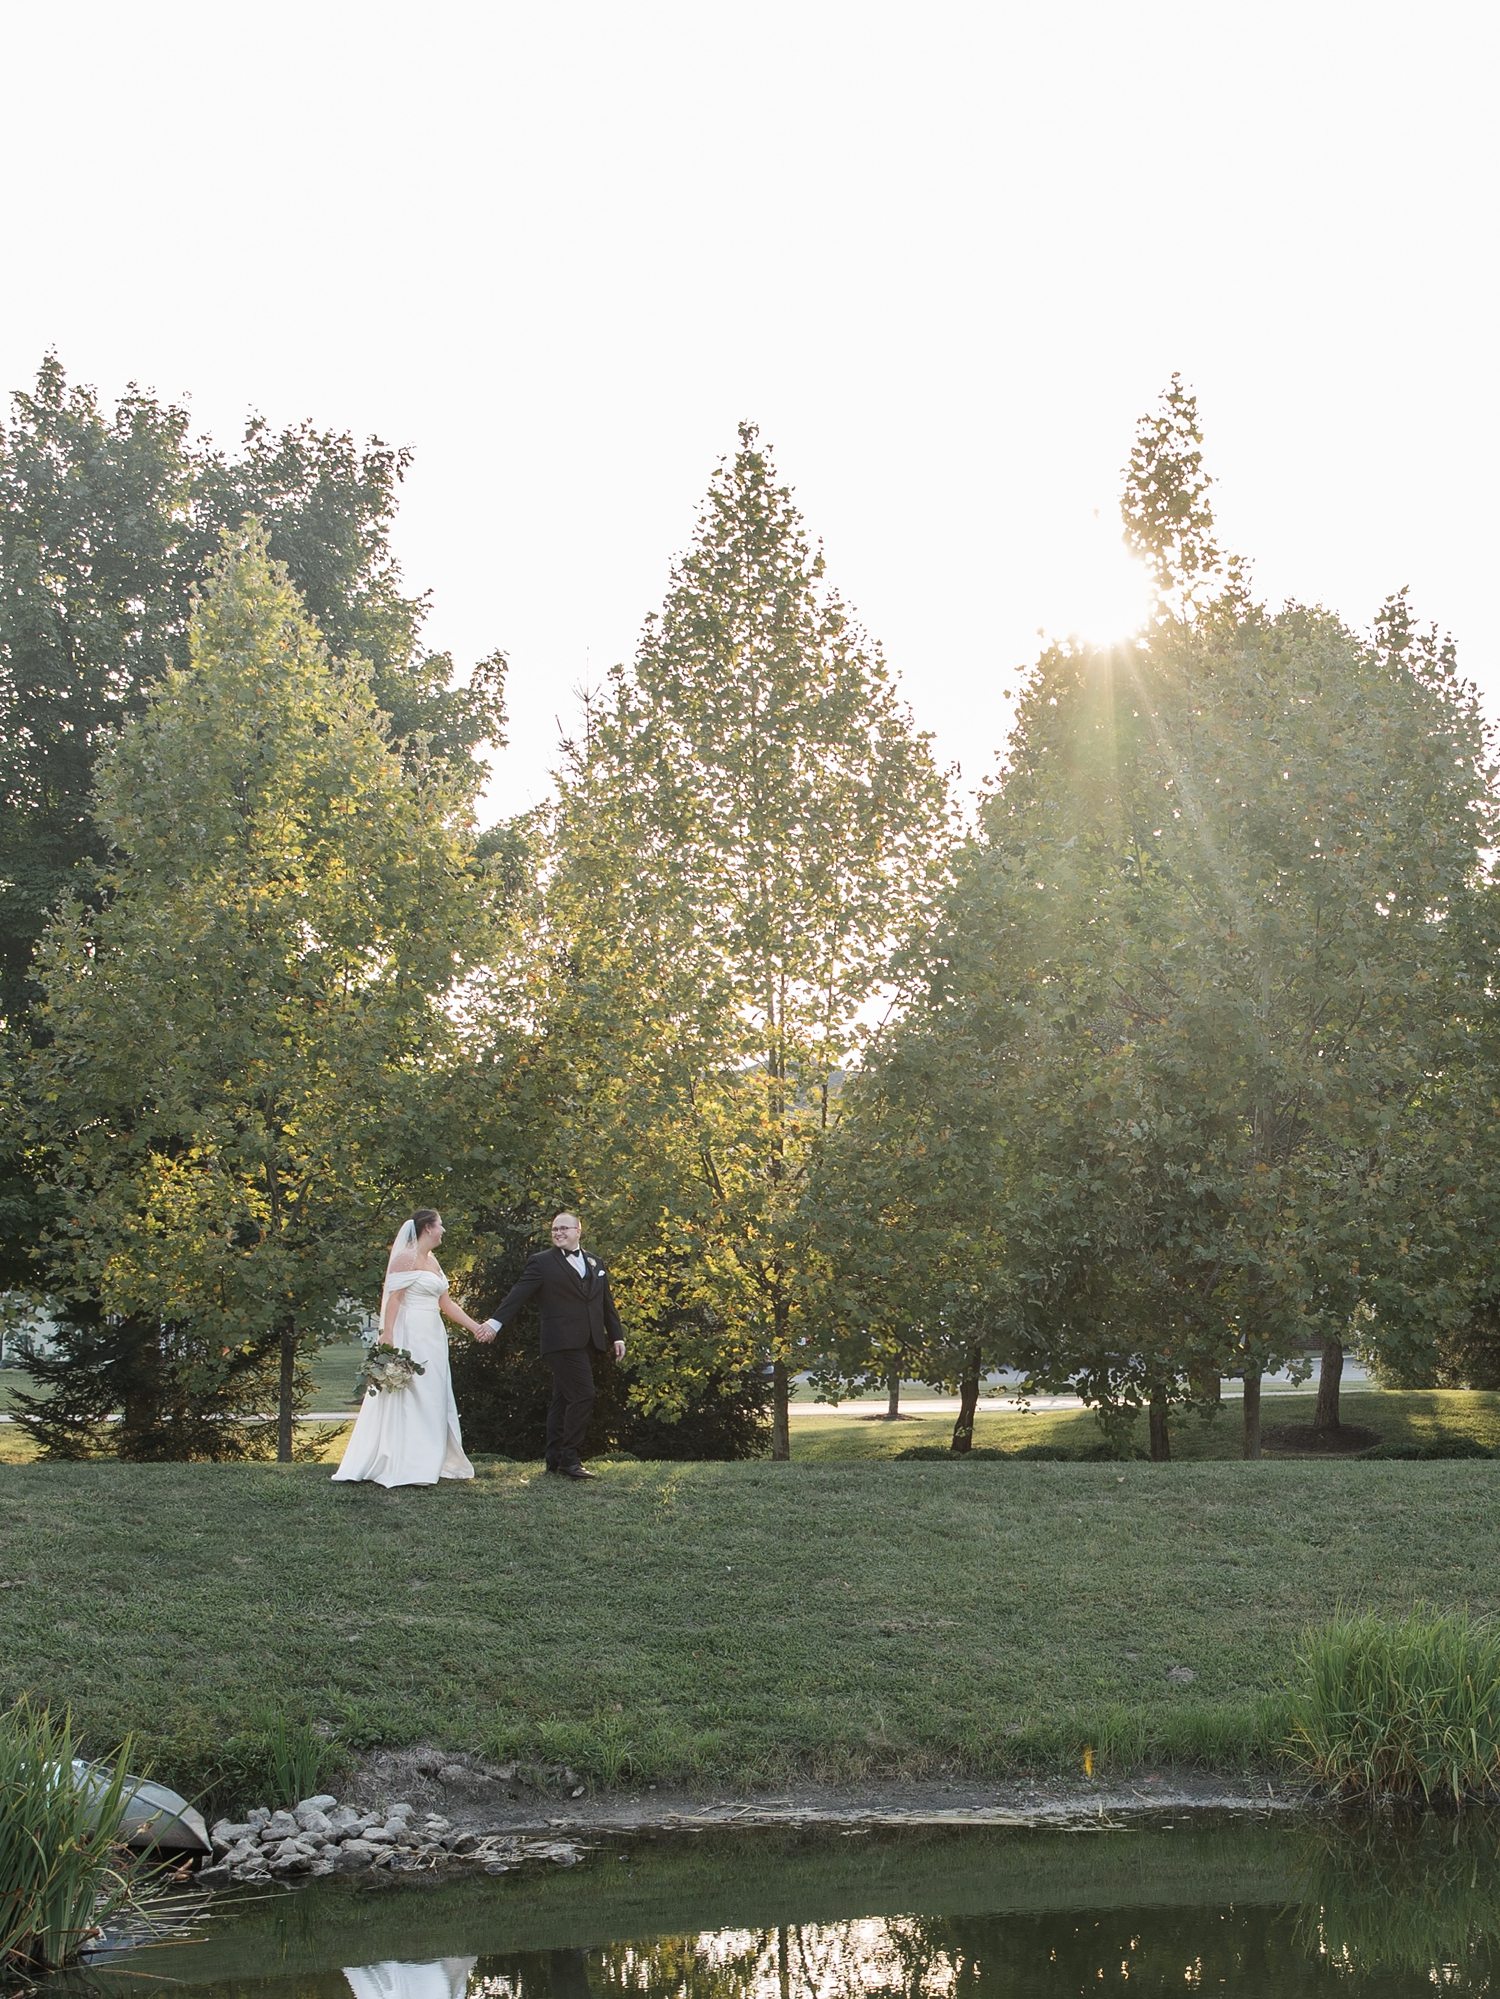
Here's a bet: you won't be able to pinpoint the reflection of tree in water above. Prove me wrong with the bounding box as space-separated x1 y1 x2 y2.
1295 1811 1500 1983
463 1824 1500 1999
466 1907 1351 1997
912 1910 1349 1992
468 1923 947 1999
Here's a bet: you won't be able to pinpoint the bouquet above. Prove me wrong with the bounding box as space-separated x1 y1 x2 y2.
356 1345 427 1397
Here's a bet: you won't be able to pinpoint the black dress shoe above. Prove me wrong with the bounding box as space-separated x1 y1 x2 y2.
563 1465 598 1480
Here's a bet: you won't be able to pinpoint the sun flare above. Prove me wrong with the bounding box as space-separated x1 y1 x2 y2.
1050 506 1153 651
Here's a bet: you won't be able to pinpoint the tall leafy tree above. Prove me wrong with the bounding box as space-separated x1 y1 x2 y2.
0 355 199 1030
196 415 506 768
16 526 493 1459
0 353 505 1293
545 425 952 1457
853 380 1499 1458
0 355 504 1029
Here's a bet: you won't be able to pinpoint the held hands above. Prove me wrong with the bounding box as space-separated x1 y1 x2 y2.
466 1318 615 1353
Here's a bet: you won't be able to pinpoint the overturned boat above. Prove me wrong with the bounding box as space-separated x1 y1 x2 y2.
72 1758 211 1854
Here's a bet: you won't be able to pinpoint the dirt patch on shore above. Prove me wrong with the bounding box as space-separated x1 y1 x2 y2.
341 1745 1305 1835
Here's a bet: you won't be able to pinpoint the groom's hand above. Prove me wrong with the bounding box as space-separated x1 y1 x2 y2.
612 1340 625 1361
476 1318 500 1343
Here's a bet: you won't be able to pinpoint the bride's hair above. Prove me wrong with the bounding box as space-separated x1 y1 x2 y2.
412 1208 441 1239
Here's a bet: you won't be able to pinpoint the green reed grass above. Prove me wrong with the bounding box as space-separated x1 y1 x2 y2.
1288 1610 1500 1806
215 1715 347 1811
0 1698 135 1975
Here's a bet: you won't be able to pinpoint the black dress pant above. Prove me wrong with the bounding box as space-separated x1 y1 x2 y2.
544 1345 597 1469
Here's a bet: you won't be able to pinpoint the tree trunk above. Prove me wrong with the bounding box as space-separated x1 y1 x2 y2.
885 1366 901 1419
771 1359 790 1461
1313 1337 1344 1435
121 1318 165 1449
1242 1369 1262 1460
277 1319 296 1463
1148 1382 1171 1462
951 1344 982 1453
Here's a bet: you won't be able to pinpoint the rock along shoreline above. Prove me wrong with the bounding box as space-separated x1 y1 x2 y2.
201 1789 586 1887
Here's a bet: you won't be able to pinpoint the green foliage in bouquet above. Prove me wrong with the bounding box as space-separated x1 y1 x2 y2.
353 1345 427 1398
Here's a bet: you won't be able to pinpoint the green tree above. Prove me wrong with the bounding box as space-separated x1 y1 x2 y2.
196 414 505 769
544 425 952 1457
16 525 494 1459
0 355 199 1032
854 380 1498 1459
0 353 505 1293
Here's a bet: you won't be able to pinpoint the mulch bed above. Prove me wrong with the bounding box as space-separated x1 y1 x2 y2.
1262 1422 1382 1457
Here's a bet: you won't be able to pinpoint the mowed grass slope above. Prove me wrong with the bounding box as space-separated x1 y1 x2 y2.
2 1456 1497 1797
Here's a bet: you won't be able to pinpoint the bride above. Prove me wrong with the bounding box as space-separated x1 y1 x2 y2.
332 1210 496 1489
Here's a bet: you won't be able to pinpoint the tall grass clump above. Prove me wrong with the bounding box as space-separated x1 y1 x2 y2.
0 1698 135 1975
216 1716 346 1811
1289 1610 1500 1807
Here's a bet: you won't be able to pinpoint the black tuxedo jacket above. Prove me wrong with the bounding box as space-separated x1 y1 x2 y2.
493 1248 625 1356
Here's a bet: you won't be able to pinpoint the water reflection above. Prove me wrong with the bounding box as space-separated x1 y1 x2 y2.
70 1814 1500 1999
346 1960 477 1999
463 1911 1346 1997
1296 1813 1500 1983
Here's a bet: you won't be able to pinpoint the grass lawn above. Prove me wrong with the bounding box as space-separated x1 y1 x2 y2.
3 1444 1498 1805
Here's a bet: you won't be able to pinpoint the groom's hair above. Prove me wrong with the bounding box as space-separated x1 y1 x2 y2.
412 1208 441 1237
552 1212 580 1228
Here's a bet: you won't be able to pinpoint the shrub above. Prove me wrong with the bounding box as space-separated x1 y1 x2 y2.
1368 1292 1500 1391
450 1231 772 1462
0 1699 136 1974
1288 1610 1500 1806
449 1324 769 1461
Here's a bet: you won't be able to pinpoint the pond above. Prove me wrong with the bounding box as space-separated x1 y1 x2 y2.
66 1812 1500 1997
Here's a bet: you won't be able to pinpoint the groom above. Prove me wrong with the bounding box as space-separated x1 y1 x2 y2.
483 1213 625 1481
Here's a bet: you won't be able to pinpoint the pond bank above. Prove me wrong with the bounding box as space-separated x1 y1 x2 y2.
204 1759 1312 1886
331 1750 1310 1838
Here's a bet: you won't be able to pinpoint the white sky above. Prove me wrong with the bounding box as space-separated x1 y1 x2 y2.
1 1 1495 823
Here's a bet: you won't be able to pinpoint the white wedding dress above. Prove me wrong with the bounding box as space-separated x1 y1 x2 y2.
331 1266 474 1488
